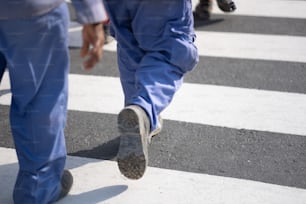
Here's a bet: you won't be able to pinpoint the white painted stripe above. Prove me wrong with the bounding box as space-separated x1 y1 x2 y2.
192 0 306 19
100 31 306 63
164 82 306 136
1 147 306 204
195 31 306 63
68 26 82 33
1 73 306 136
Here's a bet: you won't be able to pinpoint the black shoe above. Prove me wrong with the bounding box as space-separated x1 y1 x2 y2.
56 169 73 201
117 105 150 180
194 0 212 21
216 0 237 12
103 24 114 44
0 52 6 83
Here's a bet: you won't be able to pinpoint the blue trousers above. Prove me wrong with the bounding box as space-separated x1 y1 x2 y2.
0 3 69 203
104 0 199 131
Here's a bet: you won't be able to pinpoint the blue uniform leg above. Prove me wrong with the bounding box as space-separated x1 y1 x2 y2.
0 3 69 203
104 0 198 131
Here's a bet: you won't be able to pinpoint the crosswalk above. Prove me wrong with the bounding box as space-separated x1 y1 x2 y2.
1 0 306 203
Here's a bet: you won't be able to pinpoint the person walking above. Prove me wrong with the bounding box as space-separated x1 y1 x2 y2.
0 0 107 203
194 0 237 21
103 0 199 180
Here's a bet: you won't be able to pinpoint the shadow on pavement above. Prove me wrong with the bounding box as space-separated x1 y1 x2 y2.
0 156 128 204
194 17 224 28
69 136 120 161
56 185 128 204
0 89 10 97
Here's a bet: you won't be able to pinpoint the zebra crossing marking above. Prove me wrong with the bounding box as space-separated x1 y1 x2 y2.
1 147 306 204
1 73 306 136
195 31 306 63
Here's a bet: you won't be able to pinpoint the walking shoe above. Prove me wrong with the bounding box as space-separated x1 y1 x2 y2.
117 105 150 180
56 169 73 201
194 0 212 21
0 52 6 83
216 0 237 12
103 24 114 44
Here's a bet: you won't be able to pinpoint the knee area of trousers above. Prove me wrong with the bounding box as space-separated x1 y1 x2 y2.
169 39 199 73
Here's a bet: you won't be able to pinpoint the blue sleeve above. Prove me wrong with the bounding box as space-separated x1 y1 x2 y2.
71 0 108 24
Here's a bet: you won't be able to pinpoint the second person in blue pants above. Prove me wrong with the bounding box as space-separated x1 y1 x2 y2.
0 0 107 203
103 0 199 179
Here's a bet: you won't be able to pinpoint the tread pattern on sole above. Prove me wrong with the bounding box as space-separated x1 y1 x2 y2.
117 106 149 180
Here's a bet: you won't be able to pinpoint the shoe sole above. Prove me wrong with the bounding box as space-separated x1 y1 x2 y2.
117 107 148 180
217 1 236 12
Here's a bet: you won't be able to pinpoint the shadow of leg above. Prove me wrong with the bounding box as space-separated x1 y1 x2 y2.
56 185 128 204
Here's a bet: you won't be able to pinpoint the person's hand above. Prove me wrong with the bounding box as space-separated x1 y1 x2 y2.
80 23 105 70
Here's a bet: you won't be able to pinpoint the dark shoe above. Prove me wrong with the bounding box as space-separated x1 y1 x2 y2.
194 0 212 21
117 105 150 180
216 0 237 12
0 52 6 83
56 169 73 201
103 24 114 44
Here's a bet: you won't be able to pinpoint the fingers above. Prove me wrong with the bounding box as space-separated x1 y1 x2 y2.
81 23 105 70
83 35 104 70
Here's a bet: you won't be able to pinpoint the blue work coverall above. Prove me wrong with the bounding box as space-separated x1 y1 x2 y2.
0 0 106 203
103 0 199 132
